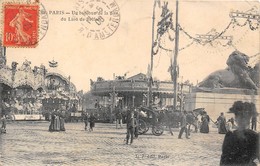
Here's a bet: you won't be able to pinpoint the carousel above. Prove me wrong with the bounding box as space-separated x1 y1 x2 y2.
0 54 46 120
0 45 81 121
41 60 80 121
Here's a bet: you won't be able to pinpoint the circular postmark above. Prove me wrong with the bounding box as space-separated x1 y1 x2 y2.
39 3 49 41
76 0 120 40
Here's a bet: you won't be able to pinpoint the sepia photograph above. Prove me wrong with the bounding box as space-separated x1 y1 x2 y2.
0 0 259 165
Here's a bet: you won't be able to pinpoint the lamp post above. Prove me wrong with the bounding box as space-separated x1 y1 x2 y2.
109 84 117 123
147 0 158 108
132 95 135 108
82 98 85 112
180 83 183 112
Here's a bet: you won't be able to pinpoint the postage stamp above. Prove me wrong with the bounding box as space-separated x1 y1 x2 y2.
3 4 39 47
76 0 120 40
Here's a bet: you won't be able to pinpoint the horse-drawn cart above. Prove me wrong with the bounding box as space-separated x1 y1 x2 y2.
136 107 205 136
137 107 164 136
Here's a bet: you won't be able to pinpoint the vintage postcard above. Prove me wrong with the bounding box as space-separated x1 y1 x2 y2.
0 0 259 165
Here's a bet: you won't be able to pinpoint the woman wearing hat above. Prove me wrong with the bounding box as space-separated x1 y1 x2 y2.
200 111 210 133
220 101 259 165
217 112 227 134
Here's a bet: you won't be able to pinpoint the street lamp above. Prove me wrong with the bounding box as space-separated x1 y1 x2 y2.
108 96 113 123
132 95 135 108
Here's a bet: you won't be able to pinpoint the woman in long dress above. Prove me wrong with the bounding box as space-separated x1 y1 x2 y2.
9 8 33 44
217 112 227 134
59 111 66 131
220 101 259 165
200 112 210 133
89 113 96 132
54 114 60 131
49 112 55 132
1 115 7 133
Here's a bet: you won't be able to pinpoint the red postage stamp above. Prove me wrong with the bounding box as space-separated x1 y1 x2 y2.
3 4 39 47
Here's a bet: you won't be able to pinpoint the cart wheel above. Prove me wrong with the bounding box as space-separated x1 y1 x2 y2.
144 123 150 133
137 119 147 135
152 124 164 136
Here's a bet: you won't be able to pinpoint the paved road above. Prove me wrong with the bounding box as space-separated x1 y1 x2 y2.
0 121 228 166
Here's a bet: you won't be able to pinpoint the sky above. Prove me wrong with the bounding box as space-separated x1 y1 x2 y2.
1 0 259 92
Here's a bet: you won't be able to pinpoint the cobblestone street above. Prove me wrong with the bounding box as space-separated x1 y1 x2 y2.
0 121 229 166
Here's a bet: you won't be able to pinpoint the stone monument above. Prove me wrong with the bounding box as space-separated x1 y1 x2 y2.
185 51 259 121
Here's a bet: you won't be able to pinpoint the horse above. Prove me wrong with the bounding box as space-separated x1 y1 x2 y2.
186 111 200 133
136 107 200 136
158 110 200 134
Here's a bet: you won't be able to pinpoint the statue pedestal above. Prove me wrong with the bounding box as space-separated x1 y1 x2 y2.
185 87 259 123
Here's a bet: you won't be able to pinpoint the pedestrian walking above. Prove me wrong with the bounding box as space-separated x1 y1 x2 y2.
226 119 233 132
134 110 139 139
165 110 174 135
54 112 60 131
1 115 7 134
49 111 55 132
178 111 190 139
49 109 62 132
251 115 257 131
217 112 227 134
89 113 96 132
200 111 210 133
83 112 89 131
116 112 123 129
220 101 259 165
229 117 236 129
126 109 137 145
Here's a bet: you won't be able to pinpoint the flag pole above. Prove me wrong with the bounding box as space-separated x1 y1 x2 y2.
172 0 179 111
147 0 157 108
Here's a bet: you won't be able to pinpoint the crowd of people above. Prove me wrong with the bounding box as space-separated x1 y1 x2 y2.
1 99 259 165
176 102 259 165
110 103 260 148
3 99 256 164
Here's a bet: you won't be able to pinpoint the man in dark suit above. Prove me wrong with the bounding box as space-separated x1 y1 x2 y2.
178 111 189 139
126 109 137 145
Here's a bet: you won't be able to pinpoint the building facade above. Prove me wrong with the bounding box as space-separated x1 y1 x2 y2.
90 73 192 110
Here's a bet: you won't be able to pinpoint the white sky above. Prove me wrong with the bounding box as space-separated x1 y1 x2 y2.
1 0 260 92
